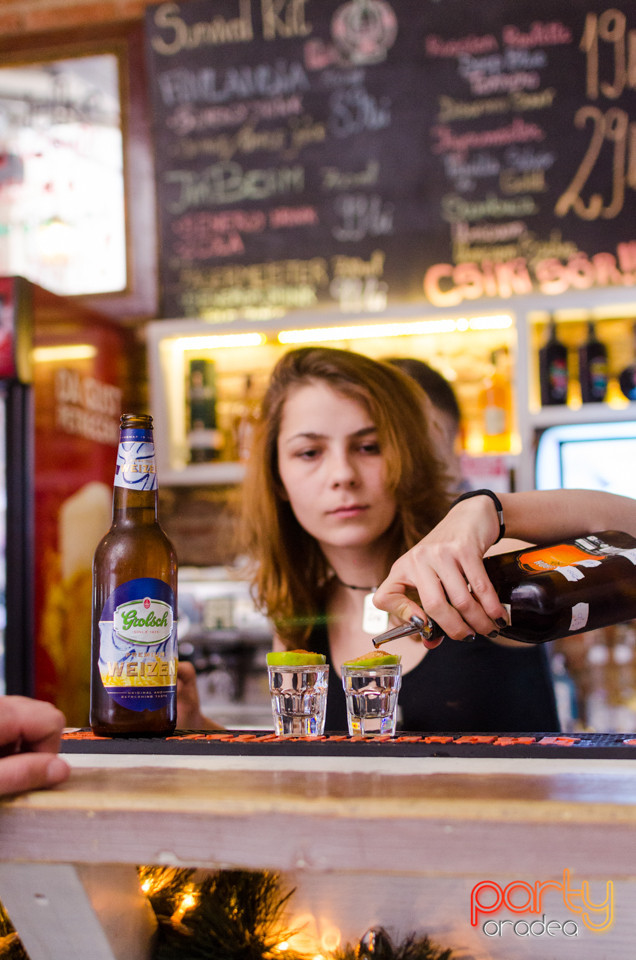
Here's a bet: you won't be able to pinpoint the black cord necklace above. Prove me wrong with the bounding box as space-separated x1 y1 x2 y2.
332 574 389 634
333 574 377 592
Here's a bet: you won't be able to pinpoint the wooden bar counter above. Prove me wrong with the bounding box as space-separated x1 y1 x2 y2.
1 735 636 960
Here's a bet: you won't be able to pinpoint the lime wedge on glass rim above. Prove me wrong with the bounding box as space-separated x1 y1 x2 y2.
342 650 401 667
266 650 327 666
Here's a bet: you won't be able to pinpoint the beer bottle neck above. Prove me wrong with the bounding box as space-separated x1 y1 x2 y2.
112 423 160 524
111 486 159 525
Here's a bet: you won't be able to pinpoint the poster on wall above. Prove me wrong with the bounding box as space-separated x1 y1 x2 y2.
144 0 636 320
0 54 127 297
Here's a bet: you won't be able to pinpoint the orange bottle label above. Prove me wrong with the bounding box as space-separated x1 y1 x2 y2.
518 543 605 572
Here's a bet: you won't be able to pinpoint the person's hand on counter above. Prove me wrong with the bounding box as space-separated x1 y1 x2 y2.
176 662 225 731
0 696 70 797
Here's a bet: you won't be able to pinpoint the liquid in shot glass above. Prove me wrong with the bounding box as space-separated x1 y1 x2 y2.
266 650 329 737
341 651 402 737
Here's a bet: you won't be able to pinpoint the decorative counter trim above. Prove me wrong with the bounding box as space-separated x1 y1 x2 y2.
61 729 636 759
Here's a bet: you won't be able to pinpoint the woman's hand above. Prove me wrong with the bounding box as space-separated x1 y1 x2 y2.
373 495 509 644
0 696 70 797
176 662 224 731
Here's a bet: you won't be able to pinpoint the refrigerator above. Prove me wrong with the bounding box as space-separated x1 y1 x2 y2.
0 276 133 725
534 418 636 499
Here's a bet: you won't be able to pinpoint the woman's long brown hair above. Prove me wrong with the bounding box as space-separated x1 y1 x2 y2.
238 347 453 646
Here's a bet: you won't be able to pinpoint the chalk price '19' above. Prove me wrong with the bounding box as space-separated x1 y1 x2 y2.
556 9 636 221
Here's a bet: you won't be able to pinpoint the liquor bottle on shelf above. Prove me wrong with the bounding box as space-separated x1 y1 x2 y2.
233 373 260 462
187 358 223 462
582 638 612 732
618 321 636 401
394 531 636 647
578 320 608 403
479 347 512 453
550 652 580 733
90 414 178 736
539 317 568 405
608 628 636 730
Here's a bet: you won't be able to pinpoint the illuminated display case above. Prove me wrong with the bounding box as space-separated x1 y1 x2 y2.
146 304 521 487
147 284 636 492
519 298 636 490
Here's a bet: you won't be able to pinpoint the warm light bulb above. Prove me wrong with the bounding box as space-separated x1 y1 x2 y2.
174 333 265 351
138 867 172 897
33 344 97 363
170 883 199 922
181 892 197 911
278 318 458 343
277 313 513 344
321 927 341 951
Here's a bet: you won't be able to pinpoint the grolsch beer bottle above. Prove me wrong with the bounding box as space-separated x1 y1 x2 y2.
90 414 178 736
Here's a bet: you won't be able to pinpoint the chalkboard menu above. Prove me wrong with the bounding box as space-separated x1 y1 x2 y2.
144 0 636 320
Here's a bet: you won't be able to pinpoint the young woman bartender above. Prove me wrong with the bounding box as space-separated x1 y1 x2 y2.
177 346 636 733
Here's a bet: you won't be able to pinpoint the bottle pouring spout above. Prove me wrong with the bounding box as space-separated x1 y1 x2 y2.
372 615 434 647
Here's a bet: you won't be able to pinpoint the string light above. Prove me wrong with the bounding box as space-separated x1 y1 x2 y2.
171 882 199 923
321 926 342 952
138 866 175 898
136 867 454 960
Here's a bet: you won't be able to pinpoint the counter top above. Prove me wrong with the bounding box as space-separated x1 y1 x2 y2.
1 745 636 960
2 750 636 871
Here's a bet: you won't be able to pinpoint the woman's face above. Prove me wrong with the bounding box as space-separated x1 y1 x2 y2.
276 380 398 557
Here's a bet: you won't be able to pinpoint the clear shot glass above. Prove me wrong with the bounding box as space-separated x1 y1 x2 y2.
267 661 329 737
341 661 402 737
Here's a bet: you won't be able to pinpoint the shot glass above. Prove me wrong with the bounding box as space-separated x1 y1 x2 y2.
341 661 402 737
267 661 329 737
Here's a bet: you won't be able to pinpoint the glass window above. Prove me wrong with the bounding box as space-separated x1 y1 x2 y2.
0 53 127 296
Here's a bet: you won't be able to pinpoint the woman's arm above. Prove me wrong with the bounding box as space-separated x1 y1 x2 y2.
177 634 283 731
176 662 225 731
373 489 636 644
496 489 636 543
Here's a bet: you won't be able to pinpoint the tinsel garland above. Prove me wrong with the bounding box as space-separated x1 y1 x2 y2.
140 867 306 960
139 867 458 960
0 868 457 959
0 900 27 960
333 926 456 960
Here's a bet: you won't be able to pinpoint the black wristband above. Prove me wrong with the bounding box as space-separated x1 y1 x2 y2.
450 488 505 543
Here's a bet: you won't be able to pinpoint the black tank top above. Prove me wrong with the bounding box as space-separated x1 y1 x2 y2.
310 621 560 733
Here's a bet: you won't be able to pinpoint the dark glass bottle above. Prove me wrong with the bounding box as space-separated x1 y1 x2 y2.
90 414 178 736
187 358 222 462
539 318 568 405
423 531 636 645
618 322 636 401
578 321 608 403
